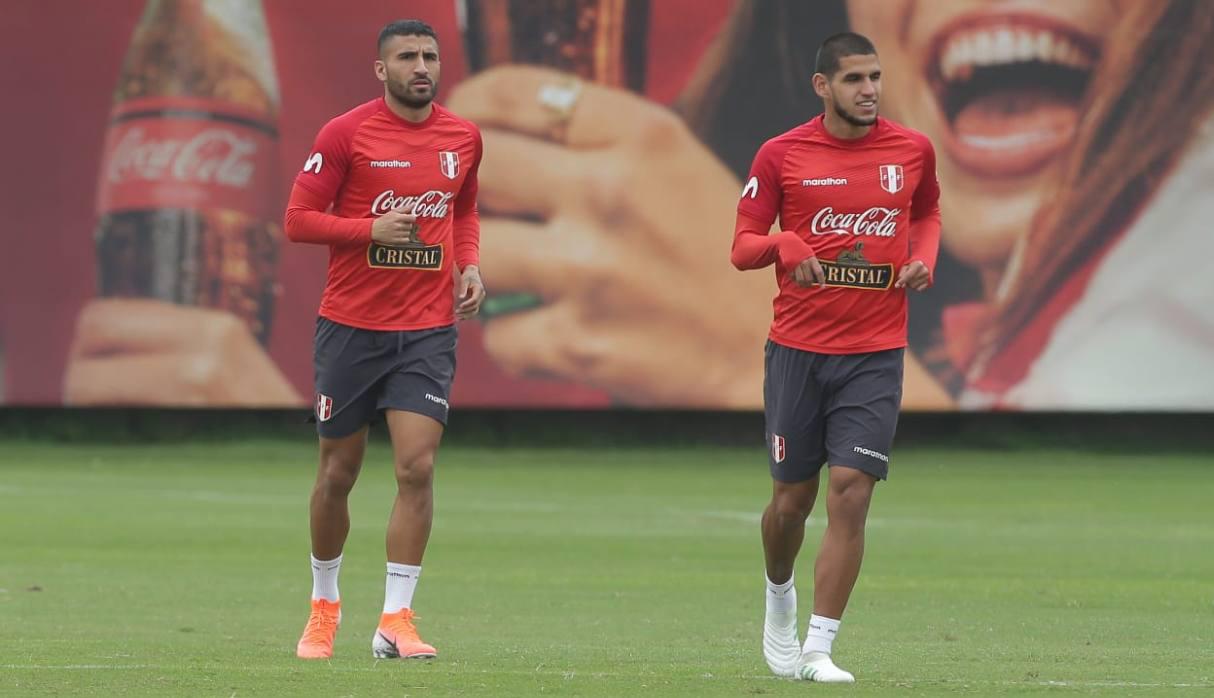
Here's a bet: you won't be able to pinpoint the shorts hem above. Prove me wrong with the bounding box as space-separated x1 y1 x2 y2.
827 458 888 481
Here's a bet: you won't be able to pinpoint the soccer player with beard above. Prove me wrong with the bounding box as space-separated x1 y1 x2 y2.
730 33 941 682
285 19 485 660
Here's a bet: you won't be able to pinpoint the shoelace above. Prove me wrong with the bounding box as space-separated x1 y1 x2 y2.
303 608 339 638
385 611 422 641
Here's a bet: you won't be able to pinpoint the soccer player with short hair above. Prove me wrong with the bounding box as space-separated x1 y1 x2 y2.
731 32 941 682
284 19 485 660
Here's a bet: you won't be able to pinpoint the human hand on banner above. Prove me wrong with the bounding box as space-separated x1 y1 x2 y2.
447 66 776 406
63 299 303 406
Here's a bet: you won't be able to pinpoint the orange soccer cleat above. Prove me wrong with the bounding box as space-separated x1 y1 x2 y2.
296 598 341 659
371 608 437 659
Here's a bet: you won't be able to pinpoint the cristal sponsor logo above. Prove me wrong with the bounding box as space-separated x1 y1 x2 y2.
370 159 412 168
810 207 900 237
802 177 848 186
425 393 449 409
108 127 256 187
371 189 455 217
853 445 889 462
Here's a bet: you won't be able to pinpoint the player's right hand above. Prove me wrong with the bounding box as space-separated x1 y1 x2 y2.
371 205 419 246
63 299 303 406
790 256 826 288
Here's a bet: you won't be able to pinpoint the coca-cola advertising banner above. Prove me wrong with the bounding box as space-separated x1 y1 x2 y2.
2 0 1211 410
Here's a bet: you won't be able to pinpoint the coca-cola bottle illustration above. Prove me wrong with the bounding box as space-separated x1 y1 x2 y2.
464 0 648 90
95 0 281 343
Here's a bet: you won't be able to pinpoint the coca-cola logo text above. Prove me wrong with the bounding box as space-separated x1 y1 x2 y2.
107 127 257 188
372 190 455 218
810 207 901 237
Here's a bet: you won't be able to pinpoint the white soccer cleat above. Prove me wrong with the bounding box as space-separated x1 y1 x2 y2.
796 651 855 683
762 607 801 677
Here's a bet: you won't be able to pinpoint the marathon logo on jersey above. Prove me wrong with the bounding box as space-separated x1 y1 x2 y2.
439 151 459 179
771 434 786 464
741 176 759 199
303 152 323 174
818 243 894 291
802 176 848 187
315 394 334 422
879 164 904 194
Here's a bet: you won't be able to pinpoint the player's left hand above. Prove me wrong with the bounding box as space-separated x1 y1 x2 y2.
456 265 486 320
895 260 932 291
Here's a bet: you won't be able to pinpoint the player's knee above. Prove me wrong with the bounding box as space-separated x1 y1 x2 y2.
394 452 435 491
317 461 359 497
771 491 814 525
828 474 875 518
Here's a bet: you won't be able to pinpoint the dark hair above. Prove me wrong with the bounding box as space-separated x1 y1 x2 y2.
676 1 848 175
377 19 439 55
814 32 877 76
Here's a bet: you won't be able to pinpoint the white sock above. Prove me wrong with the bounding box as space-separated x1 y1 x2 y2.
383 562 422 614
765 574 796 615
310 554 342 602
803 614 841 655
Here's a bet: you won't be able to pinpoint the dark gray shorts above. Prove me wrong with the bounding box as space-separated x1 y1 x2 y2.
312 317 456 438
763 341 903 482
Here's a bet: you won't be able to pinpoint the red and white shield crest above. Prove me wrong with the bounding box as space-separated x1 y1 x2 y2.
771 434 786 464
439 151 459 179
879 164 904 194
315 394 333 422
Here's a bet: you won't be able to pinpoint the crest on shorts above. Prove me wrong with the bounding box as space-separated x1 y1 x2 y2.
879 164 903 194
439 151 459 179
771 434 786 464
315 394 334 422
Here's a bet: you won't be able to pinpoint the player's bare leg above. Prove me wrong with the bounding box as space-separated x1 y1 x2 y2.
760 476 819 676
372 409 443 659
297 427 368 659
311 428 369 559
797 465 875 682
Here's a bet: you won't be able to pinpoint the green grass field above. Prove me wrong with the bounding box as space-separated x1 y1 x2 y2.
1 440 1212 696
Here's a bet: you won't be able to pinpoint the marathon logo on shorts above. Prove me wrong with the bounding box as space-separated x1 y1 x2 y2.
439 151 459 179
367 241 444 270
771 434 786 464
819 243 893 291
879 164 904 194
853 445 889 463
315 394 334 422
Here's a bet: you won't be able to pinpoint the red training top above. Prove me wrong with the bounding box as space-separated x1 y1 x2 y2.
285 98 482 330
732 115 941 354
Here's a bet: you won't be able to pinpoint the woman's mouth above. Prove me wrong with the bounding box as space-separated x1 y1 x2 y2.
927 13 1099 177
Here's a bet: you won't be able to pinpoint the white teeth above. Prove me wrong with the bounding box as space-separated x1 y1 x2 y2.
1036 32 1054 63
938 26 1095 82
994 28 1015 62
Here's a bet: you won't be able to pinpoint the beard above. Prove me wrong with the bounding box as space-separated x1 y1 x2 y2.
833 101 877 127
388 77 437 108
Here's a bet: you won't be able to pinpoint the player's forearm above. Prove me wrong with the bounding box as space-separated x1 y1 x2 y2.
283 182 372 245
731 220 815 271
908 207 942 273
453 209 480 270
285 207 373 245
